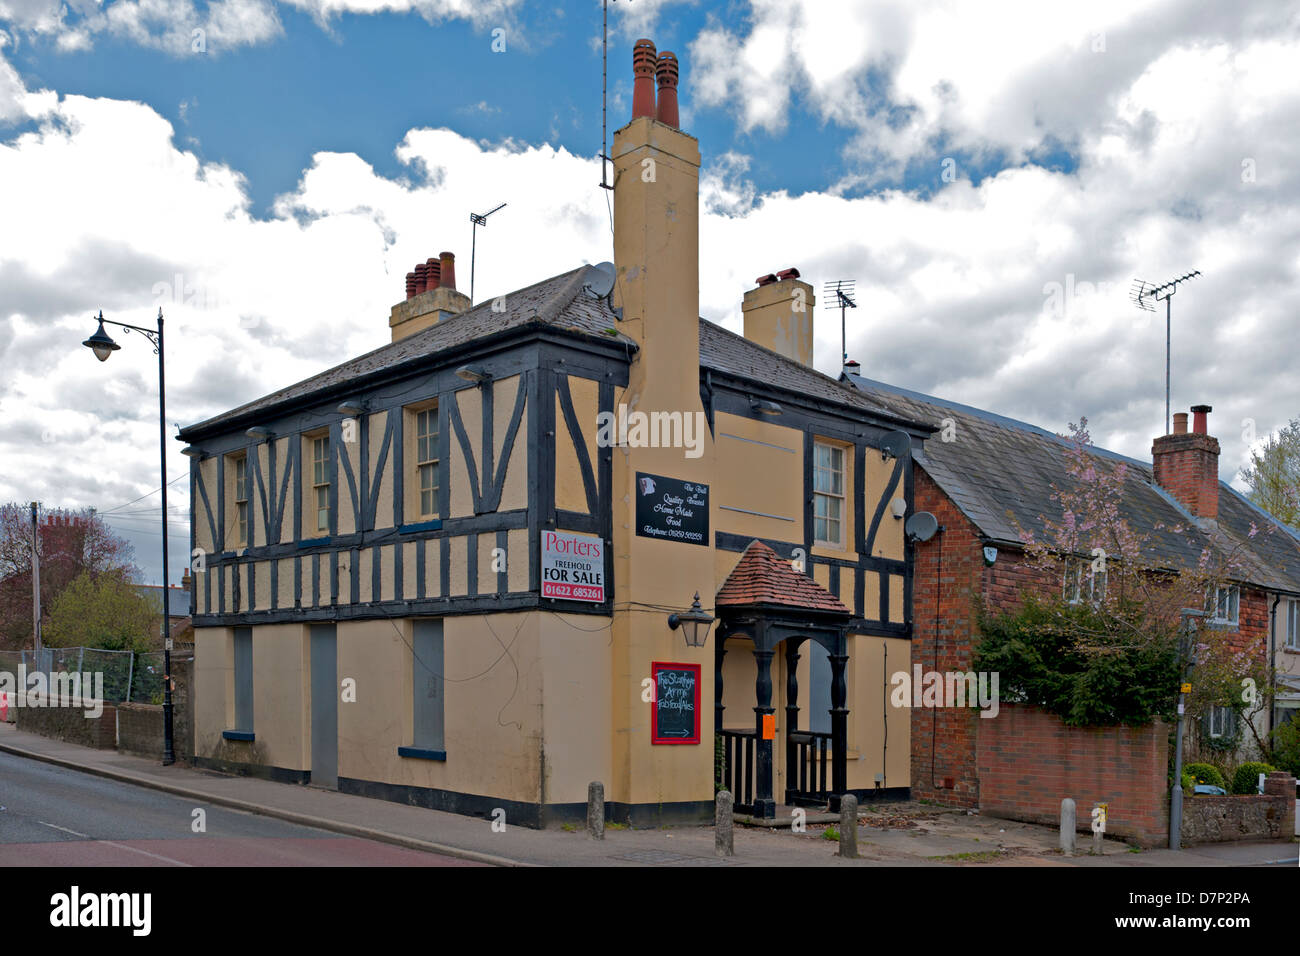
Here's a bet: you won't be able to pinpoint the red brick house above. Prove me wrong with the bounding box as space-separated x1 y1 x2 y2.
842 369 1300 810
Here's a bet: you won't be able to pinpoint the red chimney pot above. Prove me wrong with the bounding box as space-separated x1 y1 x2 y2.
755 273 777 286
439 251 456 292
1191 404 1212 435
655 52 679 127
425 257 441 292
776 267 801 280
632 39 658 120
413 262 428 296
405 272 417 300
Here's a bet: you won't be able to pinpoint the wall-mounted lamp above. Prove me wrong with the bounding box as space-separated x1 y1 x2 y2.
180 446 204 459
667 592 715 648
750 399 782 416
890 497 907 520
245 426 271 440
456 365 490 384
336 400 368 416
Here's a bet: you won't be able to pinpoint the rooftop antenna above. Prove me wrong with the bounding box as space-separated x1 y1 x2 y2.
1130 269 1201 435
823 279 858 367
469 201 507 306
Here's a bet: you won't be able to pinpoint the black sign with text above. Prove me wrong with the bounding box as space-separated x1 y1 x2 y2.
634 473 709 546
651 662 700 744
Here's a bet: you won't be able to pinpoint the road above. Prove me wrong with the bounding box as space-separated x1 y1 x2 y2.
0 752 483 866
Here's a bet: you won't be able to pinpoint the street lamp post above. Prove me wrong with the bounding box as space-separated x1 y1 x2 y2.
82 308 175 766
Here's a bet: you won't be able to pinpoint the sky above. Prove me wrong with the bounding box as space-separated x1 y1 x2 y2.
1 0 1298 586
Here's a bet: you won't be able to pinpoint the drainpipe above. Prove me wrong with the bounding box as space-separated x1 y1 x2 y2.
1269 594 1280 739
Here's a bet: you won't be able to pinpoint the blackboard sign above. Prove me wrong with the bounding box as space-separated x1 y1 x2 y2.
635 473 709 546
651 661 700 745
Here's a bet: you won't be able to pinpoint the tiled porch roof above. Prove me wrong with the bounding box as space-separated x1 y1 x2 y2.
716 540 850 615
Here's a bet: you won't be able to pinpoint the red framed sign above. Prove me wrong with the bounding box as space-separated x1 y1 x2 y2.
650 661 700 745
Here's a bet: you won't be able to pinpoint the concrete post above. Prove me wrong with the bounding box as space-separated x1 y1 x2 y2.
1059 798 1076 856
586 781 604 840
715 790 734 857
839 793 858 859
1092 803 1106 855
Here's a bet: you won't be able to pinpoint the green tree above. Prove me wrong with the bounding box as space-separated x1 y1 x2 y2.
43 571 155 652
1239 416 1300 527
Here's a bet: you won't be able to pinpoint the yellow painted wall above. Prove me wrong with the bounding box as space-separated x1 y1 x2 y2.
450 387 480 519
713 412 802 539
370 410 395 530
495 376 528 511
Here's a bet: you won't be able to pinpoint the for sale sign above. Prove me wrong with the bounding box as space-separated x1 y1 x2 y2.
540 530 606 603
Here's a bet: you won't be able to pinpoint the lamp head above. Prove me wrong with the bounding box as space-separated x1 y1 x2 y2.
82 313 120 362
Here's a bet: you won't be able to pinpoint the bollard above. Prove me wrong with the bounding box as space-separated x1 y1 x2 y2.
1059 798 1076 856
587 781 604 840
715 790 734 857
838 794 858 859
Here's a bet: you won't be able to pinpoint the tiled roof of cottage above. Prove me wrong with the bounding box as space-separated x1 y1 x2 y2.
181 264 927 439
716 540 851 614
844 372 1300 595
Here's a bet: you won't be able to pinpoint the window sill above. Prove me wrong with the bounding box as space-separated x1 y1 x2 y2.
398 746 446 761
222 730 255 741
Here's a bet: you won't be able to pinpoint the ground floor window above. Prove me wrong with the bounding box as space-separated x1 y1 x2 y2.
412 619 445 755
233 626 253 732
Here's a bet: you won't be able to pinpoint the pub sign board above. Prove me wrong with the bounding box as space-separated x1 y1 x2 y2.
540 529 605 603
635 473 709 546
650 661 701 745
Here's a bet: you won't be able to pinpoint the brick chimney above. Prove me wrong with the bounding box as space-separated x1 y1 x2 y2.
742 267 815 366
390 251 470 342
1153 403 1220 521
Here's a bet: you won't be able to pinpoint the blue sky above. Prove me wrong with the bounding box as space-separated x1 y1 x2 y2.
1 0 1297 584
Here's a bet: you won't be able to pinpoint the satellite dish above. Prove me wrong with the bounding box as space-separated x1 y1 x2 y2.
880 430 911 461
583 261 616 298
904 511 939 543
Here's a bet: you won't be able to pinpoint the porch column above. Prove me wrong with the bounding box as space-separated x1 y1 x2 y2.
752 646 776 819
784 642 801 805
829 647 849 811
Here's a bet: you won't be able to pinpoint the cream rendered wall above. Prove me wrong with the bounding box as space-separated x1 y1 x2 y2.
335 614 544 804
192 626 232 758
196 457 217 555
450 387 481 519
713 413 802 539
494 376 528 512
336 430 359 536
275 436 294 543
538 613 614 805
369 410 394 530
250 623 310 771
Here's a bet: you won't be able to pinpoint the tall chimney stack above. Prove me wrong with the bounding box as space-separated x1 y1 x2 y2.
1153 404 1220 522
742 267 815 366
390 249 470 342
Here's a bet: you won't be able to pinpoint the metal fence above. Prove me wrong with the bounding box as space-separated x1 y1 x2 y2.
0 646 191 705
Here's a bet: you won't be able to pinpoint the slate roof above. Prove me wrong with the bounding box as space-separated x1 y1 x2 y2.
844 372 1300 595
181 266 631 436
716 540 851 614
181 264 928 439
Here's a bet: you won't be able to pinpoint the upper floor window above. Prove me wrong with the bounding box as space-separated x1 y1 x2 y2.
1286 598 1299 650
1064 557 1106 606
813 441 845 547
233 454 250 546
415 404 440 518
309 432 331 535
1211 584 1239 626
1206 705 1237 740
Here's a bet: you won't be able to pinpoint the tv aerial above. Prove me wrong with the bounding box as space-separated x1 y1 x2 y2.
823 279 857 367
1130 269 1201 435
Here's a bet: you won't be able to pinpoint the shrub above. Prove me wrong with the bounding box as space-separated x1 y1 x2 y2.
1180 771 1194 794
1267 718 1300 778
1230 762 1276 794
1184 762 1225 789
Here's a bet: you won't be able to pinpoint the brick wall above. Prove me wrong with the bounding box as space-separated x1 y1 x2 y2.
910 467 983 808
977 704 1171 846
15 701 117 749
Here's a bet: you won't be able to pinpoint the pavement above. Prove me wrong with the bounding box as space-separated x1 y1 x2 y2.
1 723 1295 867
